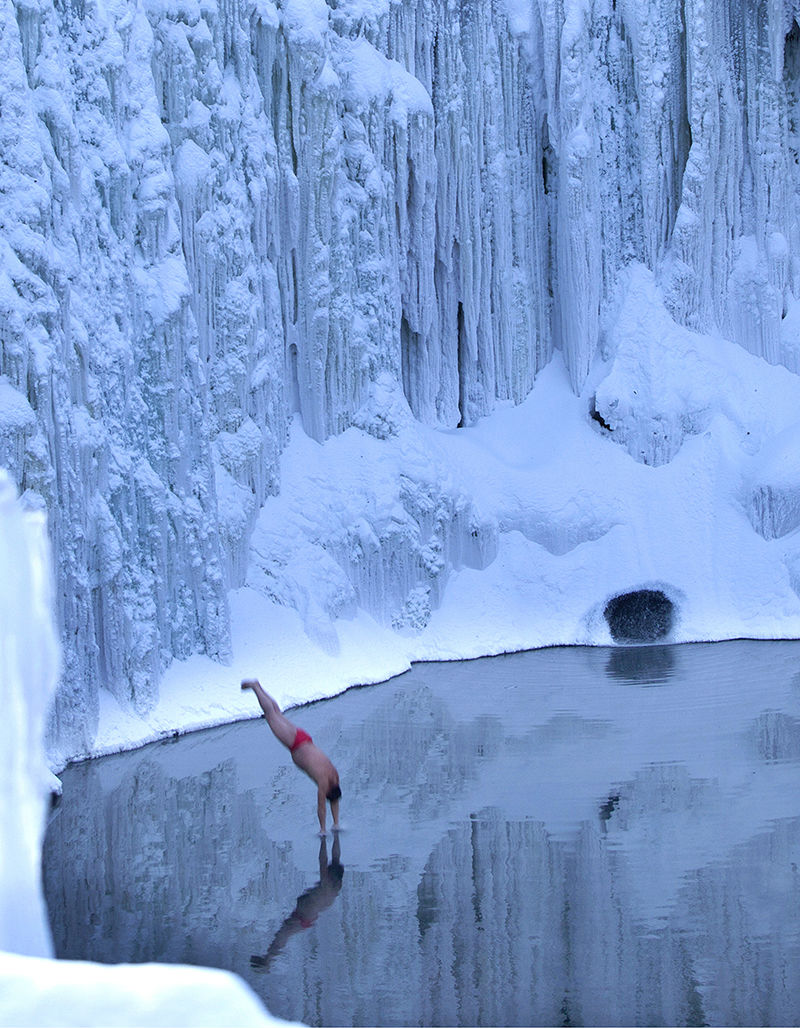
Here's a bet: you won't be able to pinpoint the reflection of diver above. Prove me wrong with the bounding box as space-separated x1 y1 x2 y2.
599 792 620 823
251 835 344 972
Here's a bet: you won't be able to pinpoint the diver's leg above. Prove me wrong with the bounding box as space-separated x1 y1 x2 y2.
241 680 297 748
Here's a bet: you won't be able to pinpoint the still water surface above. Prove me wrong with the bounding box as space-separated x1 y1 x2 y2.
43 642 800 1026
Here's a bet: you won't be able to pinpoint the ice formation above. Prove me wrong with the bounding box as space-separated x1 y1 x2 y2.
2 0 800 764
0 473 278 1026
0 472 60 959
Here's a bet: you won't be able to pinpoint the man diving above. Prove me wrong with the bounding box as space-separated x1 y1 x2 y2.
241 679 341 834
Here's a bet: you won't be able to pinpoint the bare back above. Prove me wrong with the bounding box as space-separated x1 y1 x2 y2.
291 741 339 793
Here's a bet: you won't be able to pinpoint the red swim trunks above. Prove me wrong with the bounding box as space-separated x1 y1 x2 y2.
290 728 313 753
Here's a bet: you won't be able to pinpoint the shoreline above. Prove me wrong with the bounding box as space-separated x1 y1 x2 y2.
51 627 800 776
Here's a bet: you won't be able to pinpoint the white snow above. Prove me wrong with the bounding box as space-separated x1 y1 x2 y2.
0 473 59 961
0 953 293 1028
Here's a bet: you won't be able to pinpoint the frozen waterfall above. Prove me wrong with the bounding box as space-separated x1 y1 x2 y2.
3 0 800 763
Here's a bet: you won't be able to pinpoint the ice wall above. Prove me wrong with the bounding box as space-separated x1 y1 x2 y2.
0 0 552 760
660 0 800 364
541 0 800 388
0 0 233 762
4 0 800 762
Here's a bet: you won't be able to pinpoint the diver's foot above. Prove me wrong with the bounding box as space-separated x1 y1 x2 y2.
241 679 257 691
332 824 342 833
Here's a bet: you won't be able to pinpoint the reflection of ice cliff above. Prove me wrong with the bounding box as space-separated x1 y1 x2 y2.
43 751 800 1027
43 648 800 1026
417 806 800 1027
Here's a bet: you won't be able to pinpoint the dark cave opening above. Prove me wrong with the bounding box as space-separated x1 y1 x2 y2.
604 589 674 643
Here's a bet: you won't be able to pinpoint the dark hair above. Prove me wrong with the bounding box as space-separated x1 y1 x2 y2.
326 784 342 802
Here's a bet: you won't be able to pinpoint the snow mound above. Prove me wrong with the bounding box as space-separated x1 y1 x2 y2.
0 954 285 1028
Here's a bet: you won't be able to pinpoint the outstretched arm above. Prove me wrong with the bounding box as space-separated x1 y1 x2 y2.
252 907 308 972
330 795 340 831
317 786 327 835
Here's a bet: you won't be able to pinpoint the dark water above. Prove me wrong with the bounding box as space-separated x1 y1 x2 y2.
43 642 800 1026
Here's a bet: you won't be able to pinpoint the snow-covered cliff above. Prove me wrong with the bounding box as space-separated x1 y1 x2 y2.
4 0 800 764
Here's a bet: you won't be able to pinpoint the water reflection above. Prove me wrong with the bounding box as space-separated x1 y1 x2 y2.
605 643 676 683
598 792 620 822
750 709 800 763
252 836 343 973
42 640 800 1026
414 798 800 1027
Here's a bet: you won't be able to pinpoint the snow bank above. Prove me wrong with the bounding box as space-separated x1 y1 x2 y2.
0 954 290 1028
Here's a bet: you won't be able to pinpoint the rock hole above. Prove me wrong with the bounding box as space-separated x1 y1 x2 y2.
604 589 674 643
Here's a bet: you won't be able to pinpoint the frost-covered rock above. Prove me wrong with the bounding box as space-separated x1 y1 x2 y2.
0 0 232 762
593 266 800 468
247 407 496 645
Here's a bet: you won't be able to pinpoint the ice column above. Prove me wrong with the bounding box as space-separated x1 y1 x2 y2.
0 473 60 957
663 0 799 369
536 0 800 387
389 0 552 422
